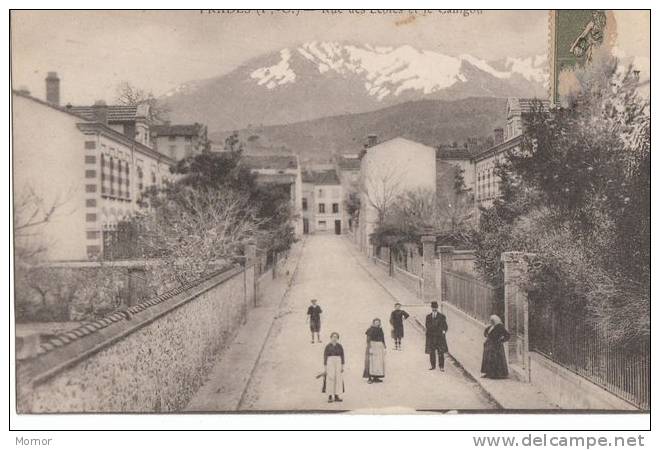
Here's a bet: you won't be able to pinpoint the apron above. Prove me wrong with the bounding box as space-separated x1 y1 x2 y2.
322 355 345 394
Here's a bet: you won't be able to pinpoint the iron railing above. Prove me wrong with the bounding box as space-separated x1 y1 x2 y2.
443 270 501 324
529 308 650 410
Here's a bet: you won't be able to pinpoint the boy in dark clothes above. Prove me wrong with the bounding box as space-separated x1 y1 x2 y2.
307 299 323 343
389 302 410 350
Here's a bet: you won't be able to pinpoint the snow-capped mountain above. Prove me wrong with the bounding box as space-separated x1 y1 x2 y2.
161 42 548 132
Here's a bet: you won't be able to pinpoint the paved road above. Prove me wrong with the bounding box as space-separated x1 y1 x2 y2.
240 235 497 412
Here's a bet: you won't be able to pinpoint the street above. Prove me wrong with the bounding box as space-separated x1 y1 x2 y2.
239 235 497 412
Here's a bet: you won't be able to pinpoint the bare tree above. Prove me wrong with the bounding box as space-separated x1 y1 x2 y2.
13 185 72 263
361 165 403 227
387 187 475 247
136 188 265 289
115 81 170 123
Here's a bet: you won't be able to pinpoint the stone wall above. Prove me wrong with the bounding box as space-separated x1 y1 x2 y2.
17 265 254 413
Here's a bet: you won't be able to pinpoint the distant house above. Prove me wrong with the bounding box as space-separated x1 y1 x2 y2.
12 72 175 261
301 169 344 235
435 97 551 212
242 154 304 237
358 136 437 253
336 153 361 232
472 98 550 209
151 123 208 160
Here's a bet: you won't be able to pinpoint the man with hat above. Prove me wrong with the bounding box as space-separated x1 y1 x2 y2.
425 301 448 371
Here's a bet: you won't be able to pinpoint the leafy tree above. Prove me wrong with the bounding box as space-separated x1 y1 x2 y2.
474 58 649 344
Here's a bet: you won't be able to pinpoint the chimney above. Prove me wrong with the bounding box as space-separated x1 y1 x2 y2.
367 134 378 148
92 100 109 125
494 128 504 145
45 71 60 105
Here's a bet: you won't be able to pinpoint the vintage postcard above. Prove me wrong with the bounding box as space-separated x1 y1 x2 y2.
10 8 650 426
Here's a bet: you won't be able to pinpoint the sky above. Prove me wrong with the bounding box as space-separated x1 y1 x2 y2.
10 10 649 106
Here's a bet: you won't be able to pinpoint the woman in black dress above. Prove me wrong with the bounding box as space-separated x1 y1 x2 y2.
363 318 386 383
480 314 511 379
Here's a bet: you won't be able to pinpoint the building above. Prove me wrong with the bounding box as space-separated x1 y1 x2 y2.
151 123 208 161
242 154 304 237
435 145 475 194
301 170 343 235
358 137 437 252
433 98 551 211
12 73 175 262
336 153 361 232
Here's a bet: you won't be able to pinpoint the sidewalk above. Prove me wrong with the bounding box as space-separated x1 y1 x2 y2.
185 240 305 412
344 238 558 410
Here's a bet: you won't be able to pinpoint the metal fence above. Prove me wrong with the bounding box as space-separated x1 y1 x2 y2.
529 309 650 410
443 270 501 325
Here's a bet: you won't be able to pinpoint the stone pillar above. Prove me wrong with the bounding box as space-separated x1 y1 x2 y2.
502 251 531 382
421 234 437 303
436 246 454 311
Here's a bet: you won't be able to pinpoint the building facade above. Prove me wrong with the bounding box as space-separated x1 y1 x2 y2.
358 137 437 252
301 170 344 235
242 154 304 237
12 74 174 262
151 123 208 161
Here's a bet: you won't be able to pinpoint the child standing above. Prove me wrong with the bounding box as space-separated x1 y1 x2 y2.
307 299 323 343
389 302 410 350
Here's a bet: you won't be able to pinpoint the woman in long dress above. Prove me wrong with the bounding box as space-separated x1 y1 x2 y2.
363 318 386 383
480 314 511 379
322 332 344 402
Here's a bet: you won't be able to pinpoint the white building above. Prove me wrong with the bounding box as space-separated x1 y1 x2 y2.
12 73 174 261
358 137 437 252
301 170 344 235
242 154 304 237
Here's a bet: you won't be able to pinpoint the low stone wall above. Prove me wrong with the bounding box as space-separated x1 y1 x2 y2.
17 265 254 413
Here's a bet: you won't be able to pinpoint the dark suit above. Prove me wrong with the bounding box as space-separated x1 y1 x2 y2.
425 311 448 369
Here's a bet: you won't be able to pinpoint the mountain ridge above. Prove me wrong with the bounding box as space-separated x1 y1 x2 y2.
160 41 547 132
209 97 510 164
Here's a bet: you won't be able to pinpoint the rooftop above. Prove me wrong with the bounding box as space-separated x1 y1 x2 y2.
508 97 551 114
68 104 148 122
436 146 475 160
302 169 341 185
151 123 205 137
337 155 361 170
242 154 298 170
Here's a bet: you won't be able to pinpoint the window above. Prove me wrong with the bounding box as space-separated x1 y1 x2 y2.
318 203 325 213
84 141 96 150
332 203 339 213
137 167 144 191
169 145 177 158
168 136 176 142
302 198 308 211
109 157 115 196
318 220 327 230
184 136 193 142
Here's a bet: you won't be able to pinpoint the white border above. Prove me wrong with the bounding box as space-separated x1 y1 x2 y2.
3 0 655 444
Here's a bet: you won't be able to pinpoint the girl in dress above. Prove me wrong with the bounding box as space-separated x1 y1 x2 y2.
363 318 386 383
322 332 345 402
